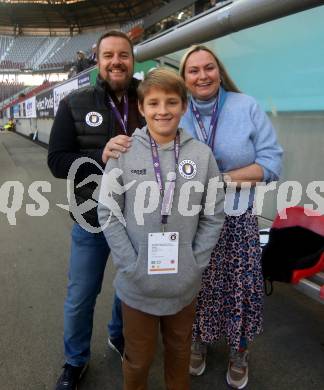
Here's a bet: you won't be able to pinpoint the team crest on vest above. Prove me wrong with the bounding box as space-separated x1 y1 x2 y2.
85 111 103 127
178 159 197 179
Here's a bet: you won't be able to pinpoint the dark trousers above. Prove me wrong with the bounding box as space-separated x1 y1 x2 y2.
122 300 196 390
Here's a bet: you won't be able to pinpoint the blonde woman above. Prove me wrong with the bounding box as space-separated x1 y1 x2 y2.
180 45 283 389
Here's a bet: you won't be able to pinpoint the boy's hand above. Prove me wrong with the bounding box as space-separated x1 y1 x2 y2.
102 135 132 164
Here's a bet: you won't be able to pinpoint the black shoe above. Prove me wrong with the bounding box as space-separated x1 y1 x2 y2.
55 363 88 390
107 336 124 361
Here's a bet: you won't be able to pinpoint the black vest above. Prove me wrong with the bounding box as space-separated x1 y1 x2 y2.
66 76 144 228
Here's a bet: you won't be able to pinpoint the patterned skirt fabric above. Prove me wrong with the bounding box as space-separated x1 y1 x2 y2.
192 208 263 350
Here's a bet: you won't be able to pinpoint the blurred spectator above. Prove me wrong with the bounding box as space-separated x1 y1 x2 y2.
88 44 97 66
4 118 15 131
161 19 177 31
68 66 77 79
194 0 227 14
75 51 90 73
210 0 229 8
127 26 145 43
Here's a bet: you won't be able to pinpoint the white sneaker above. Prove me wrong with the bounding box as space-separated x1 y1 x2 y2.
226 349 249 389
189 341 207 376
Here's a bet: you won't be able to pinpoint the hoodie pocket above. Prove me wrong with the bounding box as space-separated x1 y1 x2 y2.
125 242 203 299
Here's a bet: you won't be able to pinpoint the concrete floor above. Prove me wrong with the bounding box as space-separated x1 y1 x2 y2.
0 131 323 390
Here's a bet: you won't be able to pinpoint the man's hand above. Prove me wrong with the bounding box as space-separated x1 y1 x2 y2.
102 135 132 164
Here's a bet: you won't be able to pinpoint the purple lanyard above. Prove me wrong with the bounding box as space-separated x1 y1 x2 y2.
149 132 180 227
108 94 129 134
190 94 219 149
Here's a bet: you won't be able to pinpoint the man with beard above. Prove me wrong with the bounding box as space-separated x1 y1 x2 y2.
48 31 145 390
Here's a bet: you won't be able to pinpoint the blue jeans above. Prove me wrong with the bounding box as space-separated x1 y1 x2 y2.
64 223 123 366
108 292 123 339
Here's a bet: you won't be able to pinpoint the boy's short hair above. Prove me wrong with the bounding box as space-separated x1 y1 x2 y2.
137 67 187 105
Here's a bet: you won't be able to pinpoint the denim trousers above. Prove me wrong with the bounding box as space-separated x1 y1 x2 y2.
64 223 123 366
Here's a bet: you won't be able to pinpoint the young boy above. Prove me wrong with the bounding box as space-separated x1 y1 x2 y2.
98 68 225 390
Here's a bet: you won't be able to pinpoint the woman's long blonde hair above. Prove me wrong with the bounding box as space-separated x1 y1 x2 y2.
179 44 240 93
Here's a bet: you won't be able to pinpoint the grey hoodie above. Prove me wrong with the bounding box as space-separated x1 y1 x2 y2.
98 127 225 316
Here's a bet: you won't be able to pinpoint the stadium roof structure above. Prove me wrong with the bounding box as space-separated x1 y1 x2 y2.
0 0 166 30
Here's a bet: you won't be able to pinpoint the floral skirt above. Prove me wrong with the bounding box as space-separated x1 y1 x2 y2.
192 208 263 350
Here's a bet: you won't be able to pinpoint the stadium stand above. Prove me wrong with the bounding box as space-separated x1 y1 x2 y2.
1 80 57 110
0 35 14 60
0 32 101 71
0 1 206 73
0 35 48 70
0 0 203 106
0 81 25 102
40 31 100 70
37 37 69 69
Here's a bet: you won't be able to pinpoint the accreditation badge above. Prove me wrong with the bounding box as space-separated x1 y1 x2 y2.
147 232 179 275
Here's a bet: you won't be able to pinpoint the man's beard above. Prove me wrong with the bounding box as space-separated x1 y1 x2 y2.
106 76 132 93
104 65 133 93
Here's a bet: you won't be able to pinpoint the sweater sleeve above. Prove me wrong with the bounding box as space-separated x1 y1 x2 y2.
98 157 137 271
250 100 283 182
192 150 225 268
47 99 105 179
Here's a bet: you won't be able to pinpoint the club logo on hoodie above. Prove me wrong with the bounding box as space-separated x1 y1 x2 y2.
85 111 103 127
178 160 197 179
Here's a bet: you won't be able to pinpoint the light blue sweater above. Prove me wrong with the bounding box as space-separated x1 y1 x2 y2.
180 92 283 183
